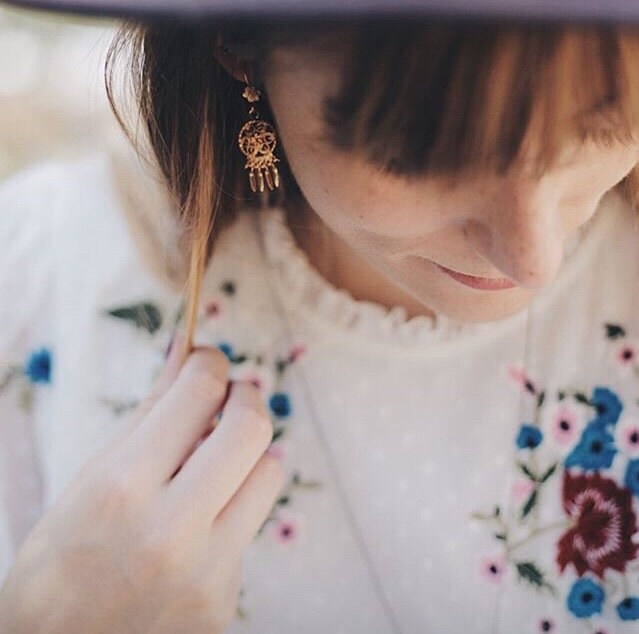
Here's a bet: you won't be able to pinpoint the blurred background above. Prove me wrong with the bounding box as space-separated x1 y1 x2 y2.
0 4 120 180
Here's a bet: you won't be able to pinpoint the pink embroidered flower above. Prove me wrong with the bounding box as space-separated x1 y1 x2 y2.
506 365 538 395
546 402 582 446
204 301 220 317
230 361 275 399
556 471 639 578
608 338 638 377
615 418 639 458
479 554 508 583
268 510 306 546
512 478 535 503
266 439 290 462
288 343 307 363
201 292 227 320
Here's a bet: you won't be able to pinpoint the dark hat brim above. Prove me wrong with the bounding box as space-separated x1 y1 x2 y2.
4 0 639 24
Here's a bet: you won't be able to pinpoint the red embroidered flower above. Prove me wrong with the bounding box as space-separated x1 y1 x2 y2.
556 471 639 578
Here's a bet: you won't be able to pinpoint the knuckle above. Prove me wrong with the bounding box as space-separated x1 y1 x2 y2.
135 390 161 418
135 543 171 578
183 351 229 403
95 468 140 510
260 451 285 485
193 346 231 377
136 531 182 577
234 404 274 449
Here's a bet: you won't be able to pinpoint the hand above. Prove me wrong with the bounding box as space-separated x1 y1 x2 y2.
0 332 285 634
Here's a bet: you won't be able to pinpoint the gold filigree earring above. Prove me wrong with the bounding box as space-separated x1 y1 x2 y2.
237 71 280 193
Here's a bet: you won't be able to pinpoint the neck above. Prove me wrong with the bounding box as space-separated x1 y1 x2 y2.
282 199 436 321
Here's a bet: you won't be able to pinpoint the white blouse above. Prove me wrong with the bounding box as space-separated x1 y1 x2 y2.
2 150 639 634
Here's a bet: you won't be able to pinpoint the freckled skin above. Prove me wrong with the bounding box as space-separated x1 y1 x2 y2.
227 36 639 324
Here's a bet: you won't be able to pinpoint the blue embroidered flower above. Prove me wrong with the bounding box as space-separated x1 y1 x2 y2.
589 386 623 429
567 578 605 618
269 392 291 418
616 596 639 621
24 347 52 384
216 341 234 361
624 459 639 497
516 424 543 450
564 423 617 471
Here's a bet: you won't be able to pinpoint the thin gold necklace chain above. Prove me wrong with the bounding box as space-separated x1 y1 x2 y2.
250 208 407 634
489 301 534 633
249 206 537 634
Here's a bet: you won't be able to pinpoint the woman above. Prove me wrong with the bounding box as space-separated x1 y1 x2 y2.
2 1 639 632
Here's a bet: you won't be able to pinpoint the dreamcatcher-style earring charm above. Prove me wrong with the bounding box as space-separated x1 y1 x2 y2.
237 72 281 193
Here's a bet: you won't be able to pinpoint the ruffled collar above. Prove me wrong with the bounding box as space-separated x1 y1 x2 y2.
253 192 622 350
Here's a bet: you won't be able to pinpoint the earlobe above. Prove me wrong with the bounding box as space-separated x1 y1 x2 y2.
213 33 251 84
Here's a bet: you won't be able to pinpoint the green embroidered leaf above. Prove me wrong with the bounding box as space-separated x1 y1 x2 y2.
494 532 507 541
100 397 140 416
604 323 626 340
539 463 558 483
221 280 236 296
290 471 323 490
18 384 33 412
275 359 287 375
520 489 538 519
574 392 590 405
298 479 323 490
272 427 285 441
277 495 290 506
494 505 501 518
235 604 248 621
517 462 538 482
514 561 556 594
105 302 163 334
232 354 248 364
0 365 21 391
470 512 494 521
171 299 186 329
557 390 566 401
537 391 546 408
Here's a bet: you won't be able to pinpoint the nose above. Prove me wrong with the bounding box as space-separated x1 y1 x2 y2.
464 184 566 290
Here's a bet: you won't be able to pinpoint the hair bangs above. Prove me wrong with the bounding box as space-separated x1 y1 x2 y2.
319 22 639 185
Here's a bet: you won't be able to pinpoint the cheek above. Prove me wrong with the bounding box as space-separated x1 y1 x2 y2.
287 141 448 241
560 157 633 215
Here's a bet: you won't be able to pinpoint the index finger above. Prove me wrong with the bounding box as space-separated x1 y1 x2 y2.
102 329 188 455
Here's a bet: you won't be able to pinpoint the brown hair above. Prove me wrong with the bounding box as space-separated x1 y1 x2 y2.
104 18 639 362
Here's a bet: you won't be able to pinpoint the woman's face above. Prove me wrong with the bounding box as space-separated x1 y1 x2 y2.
259 37 639 324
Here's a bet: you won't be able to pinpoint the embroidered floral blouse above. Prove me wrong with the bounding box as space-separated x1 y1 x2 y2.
1 150 639 634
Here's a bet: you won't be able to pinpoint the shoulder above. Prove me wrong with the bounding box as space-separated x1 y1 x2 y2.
0 152 114 209
0 156 104 361
0 152 124 254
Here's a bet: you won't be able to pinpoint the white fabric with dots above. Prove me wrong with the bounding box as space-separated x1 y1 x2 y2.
1 152 639 633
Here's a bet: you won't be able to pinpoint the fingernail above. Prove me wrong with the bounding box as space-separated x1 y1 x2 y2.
165 329 184 363
266 443 284 462
164 330 177 359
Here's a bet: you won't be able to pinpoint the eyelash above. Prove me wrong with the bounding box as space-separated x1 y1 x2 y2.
579 109 632 146
585 127 618 143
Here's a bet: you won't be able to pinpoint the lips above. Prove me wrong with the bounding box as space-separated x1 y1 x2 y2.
436 264 517 291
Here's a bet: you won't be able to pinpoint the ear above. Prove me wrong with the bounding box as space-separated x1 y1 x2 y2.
214 32 251 84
